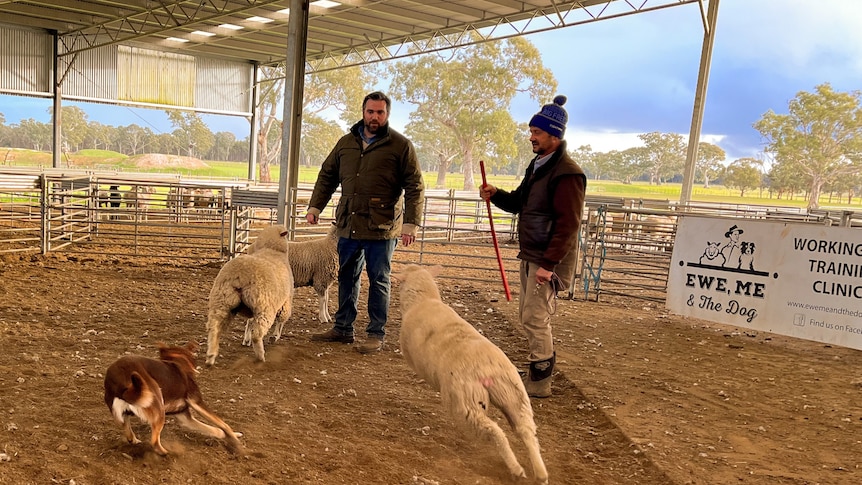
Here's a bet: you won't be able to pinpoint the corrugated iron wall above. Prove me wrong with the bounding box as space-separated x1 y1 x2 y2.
118 45 195 107
195 56 253 114
63 44 119 99
0 24 252 115
0 25 52 94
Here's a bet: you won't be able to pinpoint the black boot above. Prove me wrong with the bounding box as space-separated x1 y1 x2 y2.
524 352 555 398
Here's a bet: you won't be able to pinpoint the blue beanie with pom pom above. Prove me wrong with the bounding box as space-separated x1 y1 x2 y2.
529 95 568 139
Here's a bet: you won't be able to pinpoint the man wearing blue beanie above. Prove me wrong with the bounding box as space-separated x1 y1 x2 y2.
479 95 586 398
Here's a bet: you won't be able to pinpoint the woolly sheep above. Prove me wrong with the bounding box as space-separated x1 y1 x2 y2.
123 185 156 220
205 225 295 365
192 188 217 209
288 224 338 323
394 264 548 485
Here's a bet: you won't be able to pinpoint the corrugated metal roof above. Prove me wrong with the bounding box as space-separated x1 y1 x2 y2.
0 0 697 71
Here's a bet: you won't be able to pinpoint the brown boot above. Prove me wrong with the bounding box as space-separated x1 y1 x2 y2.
310 328 354 343
524 353 555 398
354 336 383 354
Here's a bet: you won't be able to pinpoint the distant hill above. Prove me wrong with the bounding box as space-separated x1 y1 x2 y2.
128 153 209 169
1 148 211 171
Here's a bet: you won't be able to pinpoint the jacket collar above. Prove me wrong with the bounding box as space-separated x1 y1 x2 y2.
527 140 567 179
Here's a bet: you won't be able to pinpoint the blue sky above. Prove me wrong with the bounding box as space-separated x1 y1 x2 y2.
1 0 860 163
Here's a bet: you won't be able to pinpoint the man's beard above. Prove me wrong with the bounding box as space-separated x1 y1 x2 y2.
366 121 381 134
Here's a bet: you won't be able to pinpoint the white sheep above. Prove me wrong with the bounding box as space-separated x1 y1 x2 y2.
288 224 338 323
205 225 295 365
123 185 156 220
394 264 548 485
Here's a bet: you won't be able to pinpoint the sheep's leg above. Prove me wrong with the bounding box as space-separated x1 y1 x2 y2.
205 306 231 366
242 319 253 346
249 312 275 362
317 287 331 323
491 380 548 484
269 298 292 343
513 420 548 485
500 397 547 485
444 387 526 479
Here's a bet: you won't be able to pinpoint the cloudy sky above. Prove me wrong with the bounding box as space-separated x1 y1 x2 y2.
1 0 860 163
513 0 862 160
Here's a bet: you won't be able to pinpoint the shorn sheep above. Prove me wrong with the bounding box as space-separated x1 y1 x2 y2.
288 224 338 323
394 264 548 484
205 225 295 365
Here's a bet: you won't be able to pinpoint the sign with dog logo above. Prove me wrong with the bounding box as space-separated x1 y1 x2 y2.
667 216 862 350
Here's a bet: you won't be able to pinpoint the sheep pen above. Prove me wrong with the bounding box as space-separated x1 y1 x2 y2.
1 247 861 485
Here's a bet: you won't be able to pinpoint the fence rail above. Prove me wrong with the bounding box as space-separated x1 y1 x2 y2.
3 169 860 302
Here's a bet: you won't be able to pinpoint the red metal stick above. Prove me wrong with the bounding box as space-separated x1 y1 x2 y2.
479 160 512 302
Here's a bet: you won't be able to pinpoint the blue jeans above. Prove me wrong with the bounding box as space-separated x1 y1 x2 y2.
332 237 397 339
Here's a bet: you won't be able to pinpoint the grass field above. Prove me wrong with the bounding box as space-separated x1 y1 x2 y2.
2 147 859 210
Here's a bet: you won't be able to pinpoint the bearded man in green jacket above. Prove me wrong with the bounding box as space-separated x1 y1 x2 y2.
306 91 425 354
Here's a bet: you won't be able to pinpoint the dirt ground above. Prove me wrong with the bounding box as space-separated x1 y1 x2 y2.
1 247 861 485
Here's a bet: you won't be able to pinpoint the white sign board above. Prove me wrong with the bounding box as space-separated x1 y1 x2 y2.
667 216 862 350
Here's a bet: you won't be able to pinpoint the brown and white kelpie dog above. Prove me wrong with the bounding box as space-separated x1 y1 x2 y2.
103 341 243 455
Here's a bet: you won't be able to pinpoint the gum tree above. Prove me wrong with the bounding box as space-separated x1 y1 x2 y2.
387 34 556 190
696 142 726 188
754 83 862 210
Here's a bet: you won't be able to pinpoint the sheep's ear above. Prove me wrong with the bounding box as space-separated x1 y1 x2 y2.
391 270 403 283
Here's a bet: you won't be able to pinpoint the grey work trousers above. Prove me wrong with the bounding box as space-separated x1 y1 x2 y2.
518 259 555 362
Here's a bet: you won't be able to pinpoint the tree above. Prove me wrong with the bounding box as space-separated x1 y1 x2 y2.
404 116 460 188
303 67 372 125
696 142 726 188
85 122 113 150
388 34 556 190
597 147 646 184
505 122 536 176
569 145 596 179
55 106 89 152
166 110 214 158
120 124 152 155
0 113 9 147
724 158 762 197
300 114 343 167
754 83 862 210
254 65 371 182
638 132 686 185
17 118 51 151
211 131 237 162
